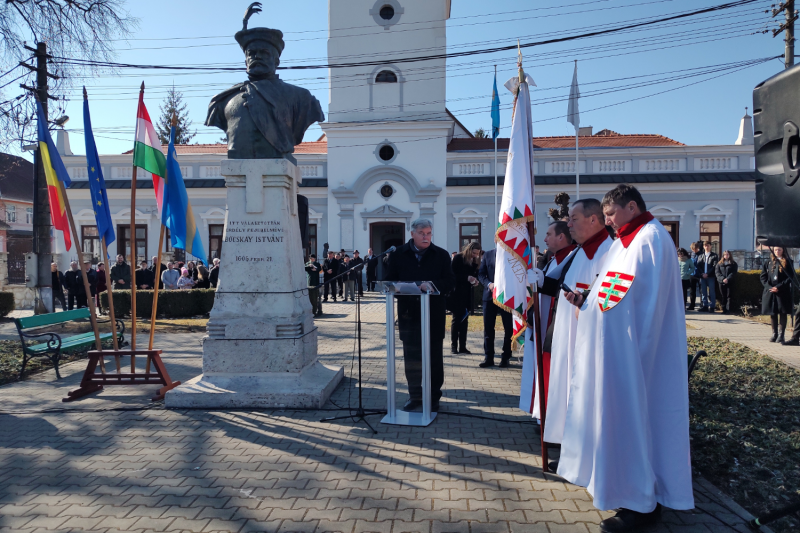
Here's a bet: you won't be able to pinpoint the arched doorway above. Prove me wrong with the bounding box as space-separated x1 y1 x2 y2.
370 222 405 253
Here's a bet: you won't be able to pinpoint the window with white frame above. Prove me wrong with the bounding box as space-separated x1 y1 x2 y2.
6 205 15 223
26 207 32 224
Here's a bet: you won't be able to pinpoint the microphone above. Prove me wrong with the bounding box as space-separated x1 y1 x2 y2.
385 246 396 254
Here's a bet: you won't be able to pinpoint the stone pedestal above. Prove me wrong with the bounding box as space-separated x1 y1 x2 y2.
166 159 343 409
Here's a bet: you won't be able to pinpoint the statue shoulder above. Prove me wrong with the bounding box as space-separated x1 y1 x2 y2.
209 82 247 105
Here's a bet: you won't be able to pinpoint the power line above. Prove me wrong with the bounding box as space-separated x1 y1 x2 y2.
49 0 764 72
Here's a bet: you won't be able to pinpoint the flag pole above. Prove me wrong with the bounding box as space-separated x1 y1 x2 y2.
101 238 121 369
575 126 580 200
494 64 498 242
129 83 143 364
518 44 549 474
149 225 165 352
58 181 105 372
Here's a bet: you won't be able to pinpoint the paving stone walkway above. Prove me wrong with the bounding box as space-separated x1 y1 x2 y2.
0 295 766 532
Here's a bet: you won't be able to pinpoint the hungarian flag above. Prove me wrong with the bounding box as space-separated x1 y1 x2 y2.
36 100 72 251
132 86 167 215
493 71 537 346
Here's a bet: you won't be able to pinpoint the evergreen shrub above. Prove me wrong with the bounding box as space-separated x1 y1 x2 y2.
100 289 215 318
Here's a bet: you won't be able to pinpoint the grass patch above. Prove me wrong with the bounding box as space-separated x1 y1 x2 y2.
689 337 800 532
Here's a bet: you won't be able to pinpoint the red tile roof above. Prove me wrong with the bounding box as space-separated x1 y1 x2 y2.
124 130 682 157
449 131 684 151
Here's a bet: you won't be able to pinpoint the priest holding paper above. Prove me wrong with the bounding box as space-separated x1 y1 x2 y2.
559 184 693 532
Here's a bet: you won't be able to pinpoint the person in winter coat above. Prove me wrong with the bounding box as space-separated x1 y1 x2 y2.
161 262 180 290
715 250 738 314
677 248 694 309
177 267 196 289
136 260 155 290
695 241 719 312
110 255 131 291
322 251 340 302
95 262 107 313
383 218 456 413
209 258 220 288
449 241 482 354
64 261 84 310
194 265 211 289
305 254 322 316
149 256 167 290
342 255 358 301
51 262 67 312
760 246 796 343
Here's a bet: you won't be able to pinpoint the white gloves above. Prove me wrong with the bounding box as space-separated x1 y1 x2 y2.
527 268 544 286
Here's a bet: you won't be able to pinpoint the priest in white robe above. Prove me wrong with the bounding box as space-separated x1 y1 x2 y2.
559 184 693 533
519 221 576 415
544 199 613 450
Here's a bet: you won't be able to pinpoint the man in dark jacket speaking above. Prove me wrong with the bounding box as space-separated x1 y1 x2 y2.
383 218 455 412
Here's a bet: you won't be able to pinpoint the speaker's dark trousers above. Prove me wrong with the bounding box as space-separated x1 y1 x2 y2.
399 318 444 402
483 300 513 357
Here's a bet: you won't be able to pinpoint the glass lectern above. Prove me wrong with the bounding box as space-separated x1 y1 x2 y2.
380 281 439 427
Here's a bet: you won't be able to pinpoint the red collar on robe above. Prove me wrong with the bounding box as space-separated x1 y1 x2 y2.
617 211 655 248
554 244 577 264
580 229 609 260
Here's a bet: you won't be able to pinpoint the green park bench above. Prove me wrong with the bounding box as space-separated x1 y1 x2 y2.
14 309 125 380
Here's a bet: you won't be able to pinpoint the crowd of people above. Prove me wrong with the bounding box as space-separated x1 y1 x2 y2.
50 255 221 313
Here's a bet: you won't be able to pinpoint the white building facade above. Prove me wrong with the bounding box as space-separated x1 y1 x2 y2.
59 0 756 268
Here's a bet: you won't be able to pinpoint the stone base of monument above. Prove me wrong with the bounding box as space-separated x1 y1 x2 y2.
165 362 342 409
165 158 343 409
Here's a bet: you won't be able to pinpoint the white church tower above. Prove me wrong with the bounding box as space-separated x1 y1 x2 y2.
323 0 454 254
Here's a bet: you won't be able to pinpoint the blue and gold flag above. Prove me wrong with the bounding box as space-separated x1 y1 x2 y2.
491 73 501 140
163 123 206 262
83 90 115 250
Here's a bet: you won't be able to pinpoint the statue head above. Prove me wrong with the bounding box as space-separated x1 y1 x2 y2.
234 3 285 81
236 31 284 80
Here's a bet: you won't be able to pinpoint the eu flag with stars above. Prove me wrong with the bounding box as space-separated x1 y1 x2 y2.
83 91 115 250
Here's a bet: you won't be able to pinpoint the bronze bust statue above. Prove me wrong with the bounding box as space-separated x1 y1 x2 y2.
205 2 325 162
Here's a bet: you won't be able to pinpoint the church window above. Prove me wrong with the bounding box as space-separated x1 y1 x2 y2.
379 5 395 20
379 145 395 162
375 70 398 83
380 184 394 199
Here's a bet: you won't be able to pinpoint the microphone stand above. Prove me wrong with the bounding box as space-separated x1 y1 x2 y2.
320 247 395 433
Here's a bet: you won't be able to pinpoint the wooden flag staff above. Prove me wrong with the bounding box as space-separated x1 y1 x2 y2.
101 238 121 372
63 84 181 403
57 180 104 373
518 45 549 474
148 112 175 355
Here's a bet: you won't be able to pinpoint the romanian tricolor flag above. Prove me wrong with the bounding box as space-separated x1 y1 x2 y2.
36 100 72 251
163 122 207 261
132 86 167 215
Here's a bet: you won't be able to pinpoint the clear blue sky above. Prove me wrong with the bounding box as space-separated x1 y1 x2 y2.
49 0 780 157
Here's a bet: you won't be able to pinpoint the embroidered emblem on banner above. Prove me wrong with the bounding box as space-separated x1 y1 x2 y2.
598 271 635 312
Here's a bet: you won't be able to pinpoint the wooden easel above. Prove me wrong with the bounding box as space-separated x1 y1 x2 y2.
63 349 180 402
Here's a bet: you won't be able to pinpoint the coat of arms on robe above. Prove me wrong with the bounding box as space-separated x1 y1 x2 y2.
598 271 635 312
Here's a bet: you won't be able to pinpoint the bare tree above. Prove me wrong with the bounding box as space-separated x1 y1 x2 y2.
0 0 138 150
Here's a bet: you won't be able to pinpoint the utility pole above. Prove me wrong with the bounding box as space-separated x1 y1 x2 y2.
772 1 797 69
20 42 58 313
